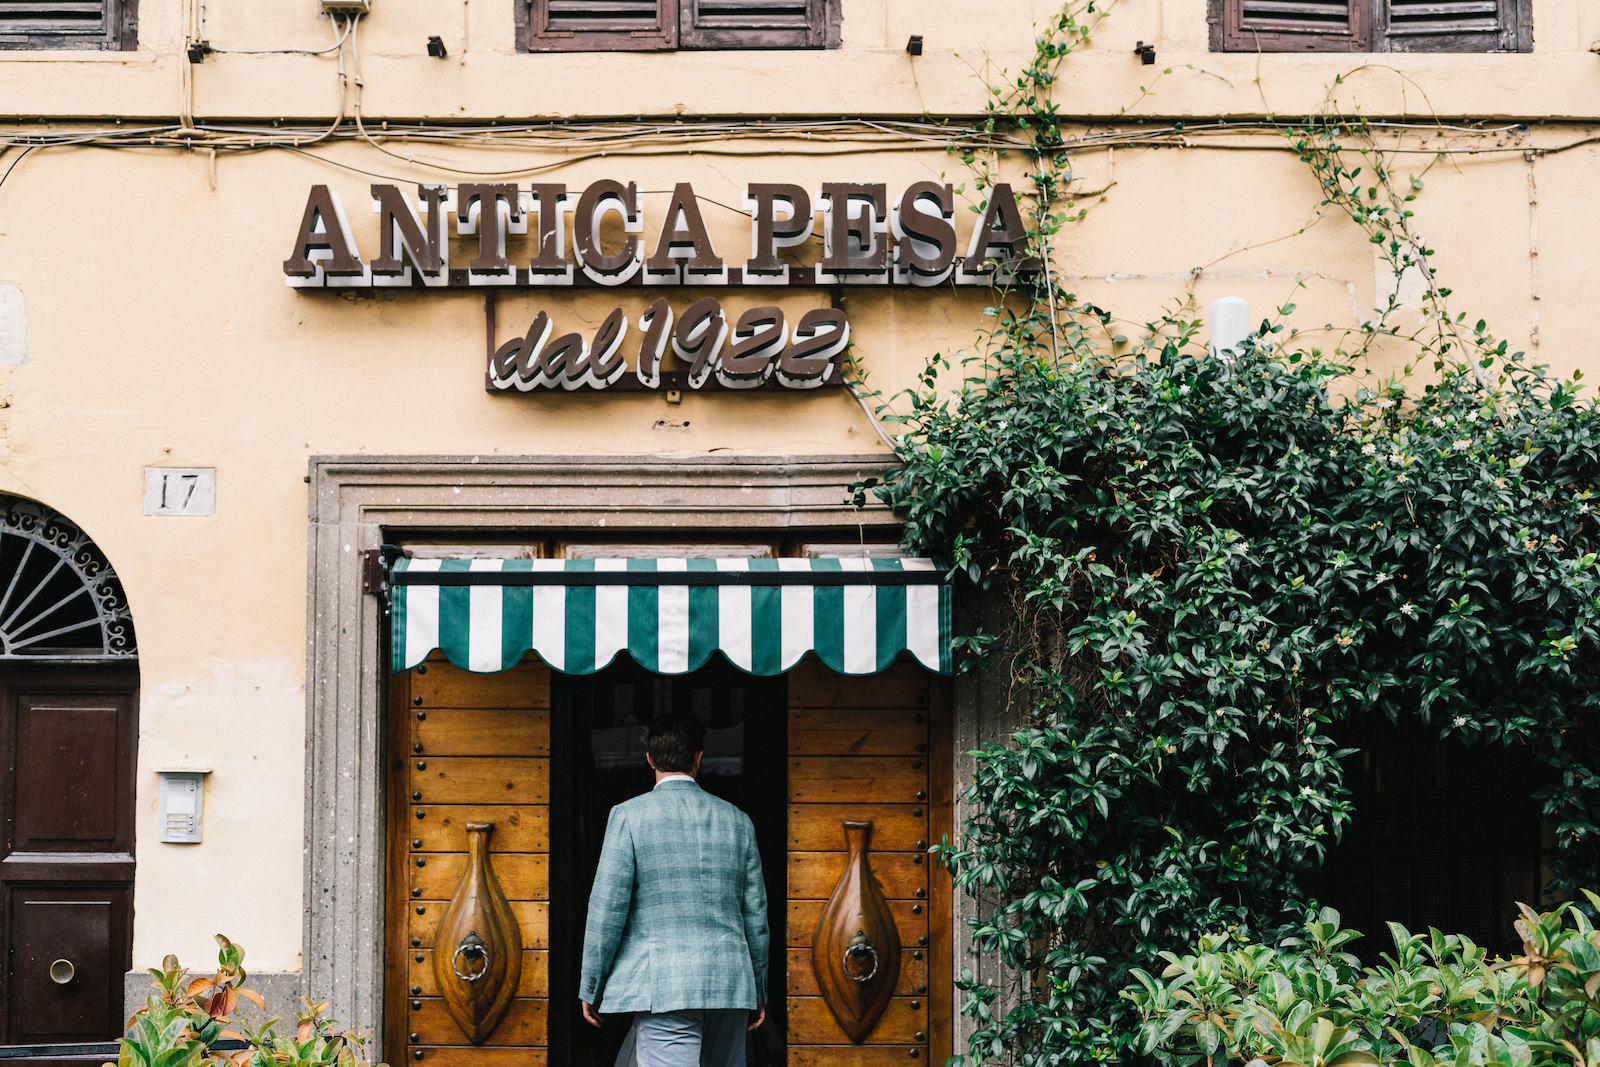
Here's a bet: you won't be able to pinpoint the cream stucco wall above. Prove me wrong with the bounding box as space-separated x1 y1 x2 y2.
2 0 1599 983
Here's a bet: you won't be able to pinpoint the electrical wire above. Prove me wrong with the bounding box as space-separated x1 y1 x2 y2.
0 146 35 193
207 15 353 56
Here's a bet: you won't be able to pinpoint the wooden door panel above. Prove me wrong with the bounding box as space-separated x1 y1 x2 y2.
787 757 925 803
408 758 550 805
787 900 927 948
787 713 927 757
787 1048 931 1066
786 996 928 1044
409 806 549 853
785 658 949 1065
407 892 550 952
0 669 138 1048
414 708 550 757
410 1048 547 1067
786 948 928 997
387 662 551 1067
7 888 130 1041
787 851 926 899
787 805 926 851
409 853 548 899
9 693 133 852
788 660 931 708
408 997 548 1046
410 950 548 997
410 658 551 709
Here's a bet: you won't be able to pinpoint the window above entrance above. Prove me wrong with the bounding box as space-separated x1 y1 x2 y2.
523 0 840 51
0 495 136 658
388 556 951 676
0 0 135 49
1211 0 1530 52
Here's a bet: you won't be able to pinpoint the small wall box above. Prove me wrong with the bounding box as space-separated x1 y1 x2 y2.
157 770 210 844
320 0 370 14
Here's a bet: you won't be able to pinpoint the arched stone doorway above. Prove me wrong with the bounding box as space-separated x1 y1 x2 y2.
0 495 138 1057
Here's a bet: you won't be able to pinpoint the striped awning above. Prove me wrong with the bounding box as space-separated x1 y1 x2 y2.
389 557 953 676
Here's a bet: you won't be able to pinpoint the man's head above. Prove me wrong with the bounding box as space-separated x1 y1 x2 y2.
645 712 706 775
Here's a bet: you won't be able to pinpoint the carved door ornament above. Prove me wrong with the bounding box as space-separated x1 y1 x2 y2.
432 822 522 1043
810 820 901 1043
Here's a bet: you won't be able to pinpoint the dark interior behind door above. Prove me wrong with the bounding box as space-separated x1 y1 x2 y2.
550 655 787 1067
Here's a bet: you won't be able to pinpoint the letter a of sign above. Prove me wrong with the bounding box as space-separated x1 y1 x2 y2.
283 185 367 287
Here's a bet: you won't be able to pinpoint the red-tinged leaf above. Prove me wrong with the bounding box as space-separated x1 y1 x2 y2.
238 989 266 1010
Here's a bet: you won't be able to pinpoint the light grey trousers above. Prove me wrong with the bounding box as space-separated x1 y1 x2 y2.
621 1009 747 1067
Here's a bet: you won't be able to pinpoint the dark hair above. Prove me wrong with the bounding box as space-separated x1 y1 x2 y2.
646 712 706 774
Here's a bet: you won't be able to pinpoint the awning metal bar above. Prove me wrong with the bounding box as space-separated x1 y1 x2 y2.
390 568 945 588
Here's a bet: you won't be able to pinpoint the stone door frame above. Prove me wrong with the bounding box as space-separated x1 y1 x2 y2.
303 453 916 1047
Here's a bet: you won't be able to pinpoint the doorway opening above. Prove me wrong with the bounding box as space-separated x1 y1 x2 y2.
0 494 139 1065
1305 715 1545 957
548 654 788 1067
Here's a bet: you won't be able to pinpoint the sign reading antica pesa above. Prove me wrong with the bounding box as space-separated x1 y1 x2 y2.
282 180 1035 392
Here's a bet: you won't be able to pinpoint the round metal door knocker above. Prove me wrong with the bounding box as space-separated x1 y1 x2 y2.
842 930 879 984
49 959 75 985
451 931 491 982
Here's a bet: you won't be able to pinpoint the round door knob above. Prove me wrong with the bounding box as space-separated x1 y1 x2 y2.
48 959 75 985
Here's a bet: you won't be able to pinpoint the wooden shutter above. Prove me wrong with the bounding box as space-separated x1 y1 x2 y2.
0 0 132 50
526 0 674 51
1380 0 1526 51
1219 0 1367 51
678 0 834 49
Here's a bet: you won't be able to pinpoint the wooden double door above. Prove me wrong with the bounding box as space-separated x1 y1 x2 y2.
385 654 951 1066
0 666 138 1056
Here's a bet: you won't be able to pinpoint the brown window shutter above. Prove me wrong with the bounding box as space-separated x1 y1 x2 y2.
1220 0 1366 51
526 0 675 51
1380 0 1526 51
678 0 834 49
0 0 130 50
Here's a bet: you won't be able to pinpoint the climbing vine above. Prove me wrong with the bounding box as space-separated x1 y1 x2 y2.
865 6 1600 1065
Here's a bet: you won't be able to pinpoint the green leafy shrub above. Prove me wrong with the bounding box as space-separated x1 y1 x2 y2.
112 938 383 1067
871 333 1600 1064
114 936 263 1067
1122 890 1600 1067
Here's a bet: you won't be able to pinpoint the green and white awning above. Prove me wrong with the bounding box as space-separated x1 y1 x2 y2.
390 557 953 676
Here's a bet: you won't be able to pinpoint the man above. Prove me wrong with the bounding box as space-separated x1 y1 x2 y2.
580 712 770 1067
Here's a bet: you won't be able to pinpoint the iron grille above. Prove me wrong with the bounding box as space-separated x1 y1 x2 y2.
0 496 136 657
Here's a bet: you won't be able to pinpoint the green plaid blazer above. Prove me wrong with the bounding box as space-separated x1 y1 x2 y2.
579 778 770 1014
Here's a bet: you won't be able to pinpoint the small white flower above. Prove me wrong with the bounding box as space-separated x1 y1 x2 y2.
1388 452 1402 464
1431 416 1447 427
1453 715 1467 727
1453 439 1471 452
1362 443 1377 456
1400 602 1416 617
1377 398 1394 409
1178 384 1191 396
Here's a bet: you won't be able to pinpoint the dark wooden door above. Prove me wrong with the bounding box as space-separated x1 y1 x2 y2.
0 666 137 1050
